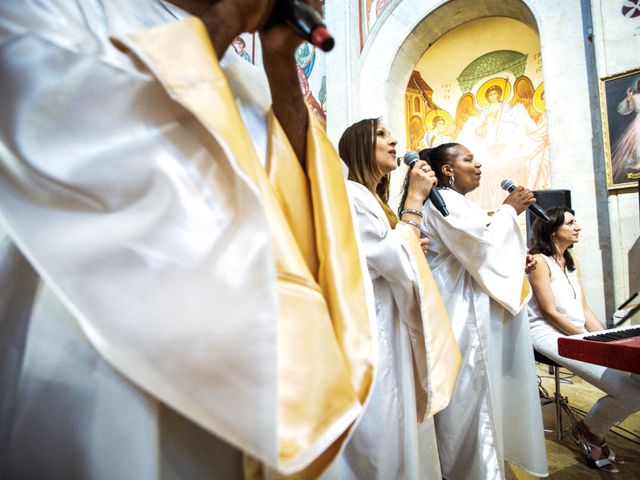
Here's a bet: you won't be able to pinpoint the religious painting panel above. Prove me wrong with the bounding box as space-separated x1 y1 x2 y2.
600 68 640 189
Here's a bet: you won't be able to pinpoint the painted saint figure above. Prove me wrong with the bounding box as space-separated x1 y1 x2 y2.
455 78 550 210
612 79 640 183
424 115 451 148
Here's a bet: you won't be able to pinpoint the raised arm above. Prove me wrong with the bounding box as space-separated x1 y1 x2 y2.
169 0 320 166
527 254 585 335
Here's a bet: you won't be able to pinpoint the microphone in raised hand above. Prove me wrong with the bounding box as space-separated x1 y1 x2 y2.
404 151 449 217
500 179 549 222
266 0 335 52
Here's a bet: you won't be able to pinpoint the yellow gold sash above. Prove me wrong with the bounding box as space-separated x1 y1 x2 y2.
395 223 461 418
123 17 373 475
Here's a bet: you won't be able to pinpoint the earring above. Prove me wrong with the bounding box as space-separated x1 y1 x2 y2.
448 174 455 187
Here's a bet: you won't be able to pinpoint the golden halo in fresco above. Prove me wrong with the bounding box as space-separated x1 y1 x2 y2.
533 82 546 113
476 77 512 109
424 109 453 135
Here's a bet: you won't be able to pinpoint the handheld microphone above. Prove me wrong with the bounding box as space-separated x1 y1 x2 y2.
500 179 550 223
266 0 335 52
403 151 449 217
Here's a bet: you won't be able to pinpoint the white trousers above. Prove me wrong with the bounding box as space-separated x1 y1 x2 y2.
531 324 640 439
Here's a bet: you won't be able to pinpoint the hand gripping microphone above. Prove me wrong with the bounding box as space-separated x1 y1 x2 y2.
500 179 550 223
404 151 449 217
266 0 335 52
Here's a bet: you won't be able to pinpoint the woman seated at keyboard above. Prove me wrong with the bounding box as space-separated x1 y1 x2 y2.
527 206 640 473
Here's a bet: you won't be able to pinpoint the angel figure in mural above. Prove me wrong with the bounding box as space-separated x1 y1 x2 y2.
423 111 452 148
612 79 640 183
454 77 550 209
451 93 479 140
474 84 518 149
231 36 252 63
510 76 542 124
524 85 551 189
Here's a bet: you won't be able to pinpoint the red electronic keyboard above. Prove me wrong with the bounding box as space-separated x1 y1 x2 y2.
558 324 640 374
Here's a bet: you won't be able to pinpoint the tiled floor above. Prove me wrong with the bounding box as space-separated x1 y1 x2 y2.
506 364 640 479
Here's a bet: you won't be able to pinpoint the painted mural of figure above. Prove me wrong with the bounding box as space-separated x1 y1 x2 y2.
612 79 640 183
451 93 479 141
455 78 549 210
524 88 551 189
424 115 451 148
474 85 518 148
231 36 252 63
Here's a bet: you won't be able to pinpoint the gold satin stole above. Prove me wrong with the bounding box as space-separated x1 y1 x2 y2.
122 16 462 478
122 17 372 477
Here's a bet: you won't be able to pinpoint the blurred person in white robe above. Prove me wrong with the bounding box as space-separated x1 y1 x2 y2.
415 143 548 479
0 1 377 479
321 119 461 480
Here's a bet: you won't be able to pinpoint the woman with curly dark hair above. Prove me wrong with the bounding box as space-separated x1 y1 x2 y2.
406 143 548 480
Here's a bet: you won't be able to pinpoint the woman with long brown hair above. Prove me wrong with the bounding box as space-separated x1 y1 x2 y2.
528 206 640 472
323 118 460 480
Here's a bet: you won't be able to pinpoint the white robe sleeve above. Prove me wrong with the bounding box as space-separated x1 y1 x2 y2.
424 189 527 314
0 0 279 466
347 183 417 287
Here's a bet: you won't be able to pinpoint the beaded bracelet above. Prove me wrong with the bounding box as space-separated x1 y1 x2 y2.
400 208 424 218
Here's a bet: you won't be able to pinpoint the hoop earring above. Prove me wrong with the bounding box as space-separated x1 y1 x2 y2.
448 174 455 187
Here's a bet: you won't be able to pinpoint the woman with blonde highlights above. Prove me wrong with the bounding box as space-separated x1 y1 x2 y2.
323 118 460 480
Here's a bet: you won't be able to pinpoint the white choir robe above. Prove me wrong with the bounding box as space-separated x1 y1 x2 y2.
322 181 442 480
0 1 373 479
422 188 548 479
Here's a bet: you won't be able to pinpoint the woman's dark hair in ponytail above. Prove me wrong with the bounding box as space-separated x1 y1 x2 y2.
397 142 461 217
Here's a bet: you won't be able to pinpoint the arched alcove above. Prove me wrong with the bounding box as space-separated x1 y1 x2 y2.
358 0 539 153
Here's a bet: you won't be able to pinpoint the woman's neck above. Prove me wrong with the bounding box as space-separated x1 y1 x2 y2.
553 246 568 265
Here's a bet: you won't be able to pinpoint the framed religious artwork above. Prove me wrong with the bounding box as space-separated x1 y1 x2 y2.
600 67 640 189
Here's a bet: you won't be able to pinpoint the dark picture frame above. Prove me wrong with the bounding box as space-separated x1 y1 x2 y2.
600 68 640 189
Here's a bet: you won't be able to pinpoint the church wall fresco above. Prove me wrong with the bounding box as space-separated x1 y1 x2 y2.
406 16 549 210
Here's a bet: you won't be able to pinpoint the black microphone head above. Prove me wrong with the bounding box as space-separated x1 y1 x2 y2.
500 179 515 192
403 151 419 167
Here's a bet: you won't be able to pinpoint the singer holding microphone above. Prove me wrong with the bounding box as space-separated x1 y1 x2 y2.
406 143 548 479
323 119 460 480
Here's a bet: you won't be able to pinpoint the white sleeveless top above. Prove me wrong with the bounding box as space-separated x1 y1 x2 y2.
528 254 586 330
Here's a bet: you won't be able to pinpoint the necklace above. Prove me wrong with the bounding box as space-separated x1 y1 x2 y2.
552 255 576 299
